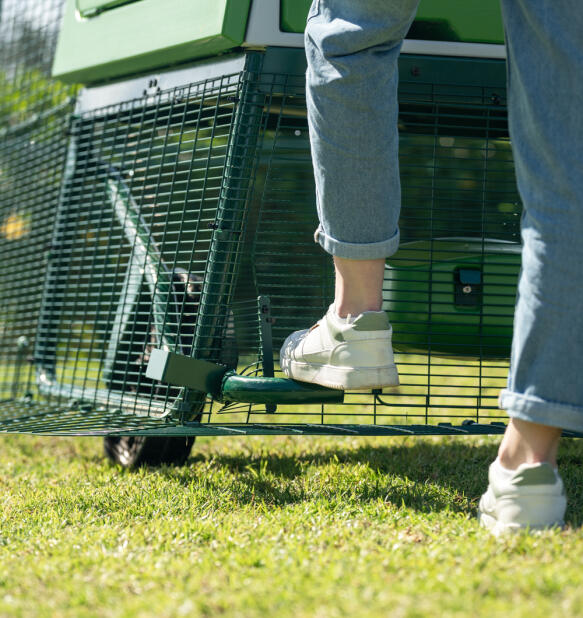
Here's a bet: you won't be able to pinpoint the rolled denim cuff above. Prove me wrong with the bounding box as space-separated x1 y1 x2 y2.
314 225 400 260
500 388 583 434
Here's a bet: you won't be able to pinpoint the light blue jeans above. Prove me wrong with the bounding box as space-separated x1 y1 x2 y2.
305 0 583 432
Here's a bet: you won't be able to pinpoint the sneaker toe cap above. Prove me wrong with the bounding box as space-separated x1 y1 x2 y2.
280 328 310 365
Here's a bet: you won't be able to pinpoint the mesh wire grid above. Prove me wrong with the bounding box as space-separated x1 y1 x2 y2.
0 0 75 426
0 0 75 128
1 10 562 436
240 57 519 431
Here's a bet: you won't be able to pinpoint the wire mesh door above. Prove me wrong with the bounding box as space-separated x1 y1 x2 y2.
29 69 250 433
225 52 521 434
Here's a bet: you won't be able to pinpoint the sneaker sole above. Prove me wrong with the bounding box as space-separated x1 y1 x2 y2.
282 359 399 390
478 508 565 535
478 509 522 536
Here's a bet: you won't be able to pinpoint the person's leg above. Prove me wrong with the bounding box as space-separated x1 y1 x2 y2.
280 0 419 390
499 0 583 438
479 0 583 532
333 257 385 317
306 0 419 262
497 419 562 469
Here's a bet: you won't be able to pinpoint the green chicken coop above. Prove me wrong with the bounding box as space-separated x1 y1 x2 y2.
2 0 573 466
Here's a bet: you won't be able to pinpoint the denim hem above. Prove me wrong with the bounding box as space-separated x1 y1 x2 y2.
314 226 400 260
499 389 583 434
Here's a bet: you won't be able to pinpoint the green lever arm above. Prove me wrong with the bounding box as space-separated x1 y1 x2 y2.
146 349 344 405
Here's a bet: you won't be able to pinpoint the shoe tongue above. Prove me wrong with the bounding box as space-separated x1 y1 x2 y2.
332 309 356 324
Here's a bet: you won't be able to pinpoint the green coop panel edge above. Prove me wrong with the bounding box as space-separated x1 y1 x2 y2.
76 0 142 18
53 0 252 83
281 0 504 44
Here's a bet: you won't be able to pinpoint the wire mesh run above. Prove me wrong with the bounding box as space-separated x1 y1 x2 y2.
0 0 75 129
0 0 74 406
33 72 246 419
1 18 565 437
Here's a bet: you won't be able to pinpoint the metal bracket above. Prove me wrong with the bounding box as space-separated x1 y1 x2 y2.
258 295 276 413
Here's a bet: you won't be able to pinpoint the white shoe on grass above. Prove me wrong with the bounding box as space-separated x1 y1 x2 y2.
478 458 567 535
279 304 399 390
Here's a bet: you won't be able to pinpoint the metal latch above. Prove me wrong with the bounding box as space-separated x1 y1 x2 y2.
454 267 482 307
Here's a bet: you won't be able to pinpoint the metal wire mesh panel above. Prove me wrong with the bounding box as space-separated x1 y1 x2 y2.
2 36 562 436
0 0 74 128
34 73 245 419
200 54 516 432
0 0 74 413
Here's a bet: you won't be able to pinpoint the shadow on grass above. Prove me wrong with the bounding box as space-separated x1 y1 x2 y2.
144 438 583 522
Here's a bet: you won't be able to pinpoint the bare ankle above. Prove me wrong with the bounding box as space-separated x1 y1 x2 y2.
333 256 385 317
498 418 562 469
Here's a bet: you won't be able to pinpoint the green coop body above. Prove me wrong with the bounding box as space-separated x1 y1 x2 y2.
53 0 504 84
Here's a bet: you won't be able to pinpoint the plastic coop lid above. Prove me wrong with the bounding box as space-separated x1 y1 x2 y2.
53 0 504 84
53 0 253 83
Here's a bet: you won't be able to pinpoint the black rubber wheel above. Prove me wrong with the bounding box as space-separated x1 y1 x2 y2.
103 435 195 468
102 269 236 468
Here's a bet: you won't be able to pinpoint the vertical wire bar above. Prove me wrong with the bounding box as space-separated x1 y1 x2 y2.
477 99 492 422
81 103 128 404
34 114 80 401
187 53 267 423
426 94 439 425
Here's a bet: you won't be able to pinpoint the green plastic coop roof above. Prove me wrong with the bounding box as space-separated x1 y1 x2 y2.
53 0 252 83
53 0 504 84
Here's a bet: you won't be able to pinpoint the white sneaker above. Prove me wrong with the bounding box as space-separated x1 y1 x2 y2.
478 459 567 535
279 304 399 390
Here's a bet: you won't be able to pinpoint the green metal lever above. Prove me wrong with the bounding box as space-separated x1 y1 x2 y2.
146 349 344 405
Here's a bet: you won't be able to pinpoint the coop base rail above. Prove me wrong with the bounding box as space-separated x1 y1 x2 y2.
146 349 344 405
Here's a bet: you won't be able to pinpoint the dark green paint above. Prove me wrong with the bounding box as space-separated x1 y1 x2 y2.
221 374 344 405
281 0 504 44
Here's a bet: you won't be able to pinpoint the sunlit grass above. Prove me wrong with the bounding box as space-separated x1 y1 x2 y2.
1 433 583 617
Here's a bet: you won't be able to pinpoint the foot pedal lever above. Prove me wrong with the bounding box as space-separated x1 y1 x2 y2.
146 349 344 405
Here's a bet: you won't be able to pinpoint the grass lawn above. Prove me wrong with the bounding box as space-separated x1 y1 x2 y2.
1 433 583 617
